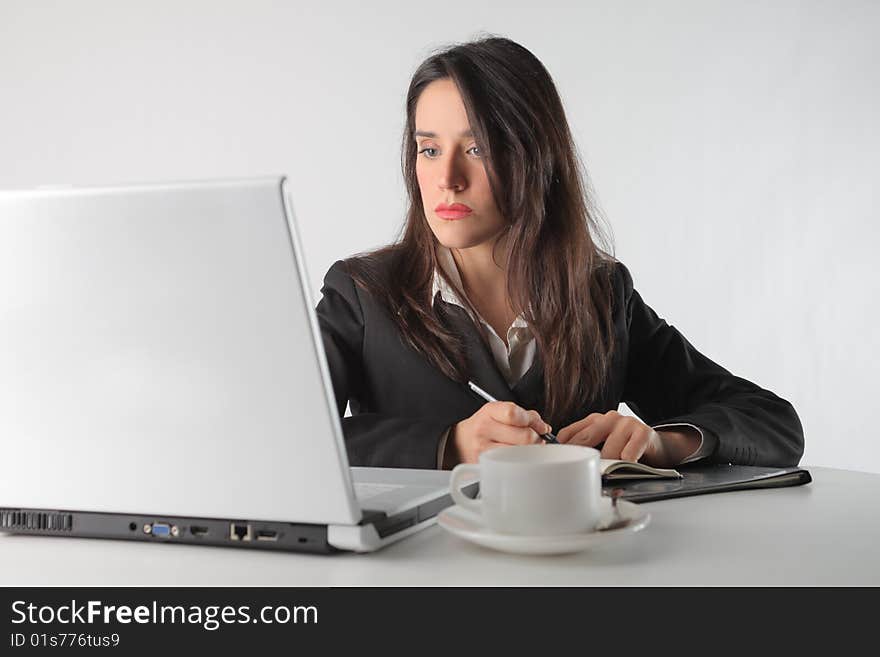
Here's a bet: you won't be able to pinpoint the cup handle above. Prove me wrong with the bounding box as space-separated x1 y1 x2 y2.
449 463 482 514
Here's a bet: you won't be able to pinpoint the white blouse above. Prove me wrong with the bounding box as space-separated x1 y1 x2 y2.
432 245 535 387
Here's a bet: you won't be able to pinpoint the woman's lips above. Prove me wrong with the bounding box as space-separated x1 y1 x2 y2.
436 209 473 220
435 203 473 220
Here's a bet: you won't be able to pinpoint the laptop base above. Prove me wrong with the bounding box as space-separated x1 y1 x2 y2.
0 507 348 554
0 484 477 554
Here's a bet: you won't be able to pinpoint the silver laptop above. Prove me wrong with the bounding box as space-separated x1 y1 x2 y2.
0 176 472 553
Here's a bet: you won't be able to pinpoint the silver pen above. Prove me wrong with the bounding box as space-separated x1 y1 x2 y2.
467 380 558 444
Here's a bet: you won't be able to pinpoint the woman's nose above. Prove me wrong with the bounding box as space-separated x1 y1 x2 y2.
437 155 466 191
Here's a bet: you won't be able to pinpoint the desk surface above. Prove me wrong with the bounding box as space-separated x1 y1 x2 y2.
2 466 878 586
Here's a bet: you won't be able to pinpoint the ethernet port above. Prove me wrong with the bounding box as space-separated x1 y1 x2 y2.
229 523 252 542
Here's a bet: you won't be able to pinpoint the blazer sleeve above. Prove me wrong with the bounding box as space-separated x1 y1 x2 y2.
619 263 804 467
315 260 452 469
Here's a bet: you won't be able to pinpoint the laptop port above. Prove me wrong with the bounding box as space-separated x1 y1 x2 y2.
229 523 252 541
190 526 209 537
147 523 176 538
256 529 278 542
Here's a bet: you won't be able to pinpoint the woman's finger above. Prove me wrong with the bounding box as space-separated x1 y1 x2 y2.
526 409 552 435
486 401 532 428
568 422 607 448
557 414 596 443
488 419 541 446
557 413 602 443
620 426 654 462
601 419 638 460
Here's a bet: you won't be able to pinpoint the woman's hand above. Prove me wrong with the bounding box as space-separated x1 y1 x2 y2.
447 401 552 466
556 410 701 467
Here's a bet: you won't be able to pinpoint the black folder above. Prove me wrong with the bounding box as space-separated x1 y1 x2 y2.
603 464 812 503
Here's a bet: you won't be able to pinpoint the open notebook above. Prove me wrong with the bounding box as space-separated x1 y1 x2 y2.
600 459 682 481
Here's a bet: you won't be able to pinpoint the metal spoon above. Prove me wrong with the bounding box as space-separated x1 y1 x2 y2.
598 487 630 531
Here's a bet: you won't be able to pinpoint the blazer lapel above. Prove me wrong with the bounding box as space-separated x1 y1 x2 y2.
438 301 515 404
511 347 544 412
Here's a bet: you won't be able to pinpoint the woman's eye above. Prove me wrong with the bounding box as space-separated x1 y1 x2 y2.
417 145 482 158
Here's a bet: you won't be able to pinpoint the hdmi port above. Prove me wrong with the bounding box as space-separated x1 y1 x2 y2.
256 529 278 542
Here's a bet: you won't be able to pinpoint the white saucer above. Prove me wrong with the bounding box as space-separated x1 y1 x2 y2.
437 497 650 555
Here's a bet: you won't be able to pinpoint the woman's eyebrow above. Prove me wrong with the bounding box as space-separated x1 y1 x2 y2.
414 129 474 138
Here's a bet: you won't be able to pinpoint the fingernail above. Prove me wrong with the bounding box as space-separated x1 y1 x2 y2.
544 423 552 433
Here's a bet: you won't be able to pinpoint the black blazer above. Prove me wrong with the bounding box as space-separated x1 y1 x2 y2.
315 254 804 469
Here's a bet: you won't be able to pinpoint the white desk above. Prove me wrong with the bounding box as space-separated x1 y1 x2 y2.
2 466 878 586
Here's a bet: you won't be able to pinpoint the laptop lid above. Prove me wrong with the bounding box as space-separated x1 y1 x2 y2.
0 177 363 526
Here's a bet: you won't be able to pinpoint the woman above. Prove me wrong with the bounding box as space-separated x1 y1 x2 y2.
316 36 804 470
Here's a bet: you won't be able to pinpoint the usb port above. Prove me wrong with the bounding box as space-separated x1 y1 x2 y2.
190 526 209 537
256 529 278 542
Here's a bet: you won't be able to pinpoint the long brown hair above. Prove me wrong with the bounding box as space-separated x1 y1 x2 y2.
346 35 617 426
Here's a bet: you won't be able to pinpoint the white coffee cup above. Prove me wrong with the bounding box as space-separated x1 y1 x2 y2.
449 444 602 536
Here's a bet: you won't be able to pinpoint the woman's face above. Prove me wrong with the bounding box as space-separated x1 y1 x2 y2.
414 78 507 250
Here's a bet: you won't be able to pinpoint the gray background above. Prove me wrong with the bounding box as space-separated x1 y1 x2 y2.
1 0 876 473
